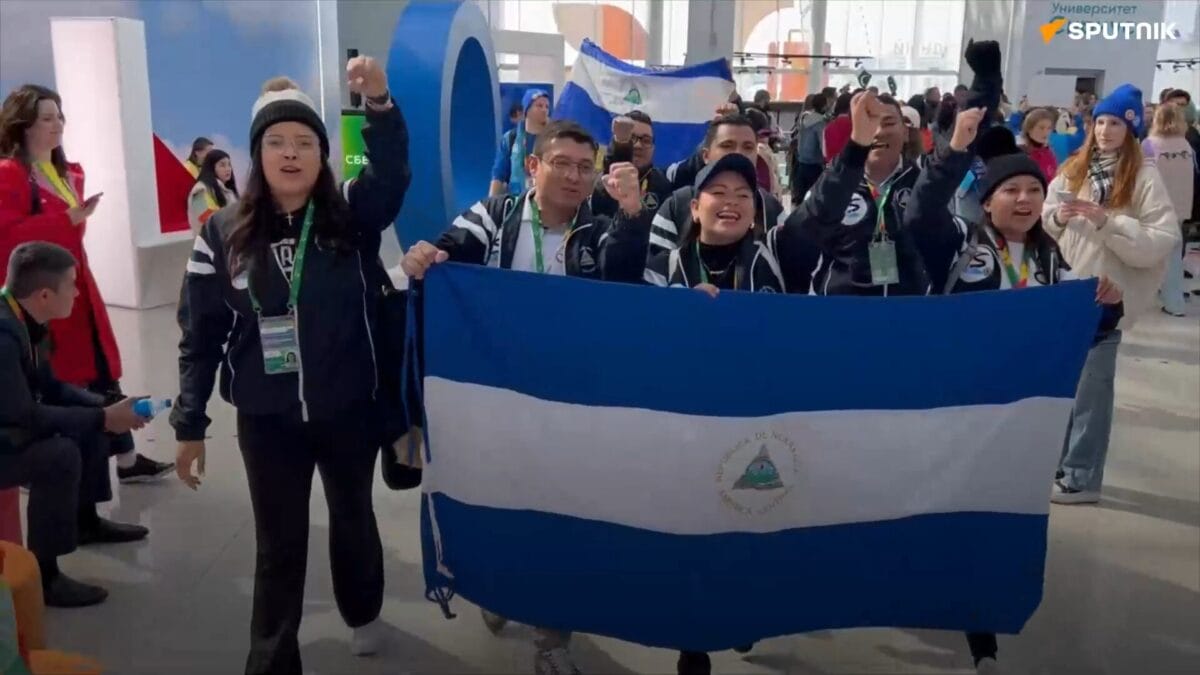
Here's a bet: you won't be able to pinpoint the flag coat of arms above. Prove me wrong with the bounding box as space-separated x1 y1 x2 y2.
418 264 1101 652
554 39 735 166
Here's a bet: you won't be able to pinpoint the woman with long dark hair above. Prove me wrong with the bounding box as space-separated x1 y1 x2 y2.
0 84 173 486
1043 84 1179 504
184 136 213 177
912 150 1123 674
187 148 239 231
171 57 410 674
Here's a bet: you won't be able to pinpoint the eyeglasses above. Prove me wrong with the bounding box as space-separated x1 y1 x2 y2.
543 157 597 179
631 133 655 146
262 135 319 155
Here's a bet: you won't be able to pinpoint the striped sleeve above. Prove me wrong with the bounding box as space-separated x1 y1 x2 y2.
173 219 234 442
434 199 498 265
186 230 218 276
648 194 681 256
643 250 671 287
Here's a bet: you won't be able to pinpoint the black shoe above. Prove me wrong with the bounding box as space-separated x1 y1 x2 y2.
734 643 754 654
677 651 711 675
117 453 174 484
78 516 149 545
43 573 108 608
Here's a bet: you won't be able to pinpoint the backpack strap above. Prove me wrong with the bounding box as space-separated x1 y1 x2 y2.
942 224 979 296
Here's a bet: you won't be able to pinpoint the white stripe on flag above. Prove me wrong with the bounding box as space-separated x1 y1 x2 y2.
570 51 734 125
424 377 1070 536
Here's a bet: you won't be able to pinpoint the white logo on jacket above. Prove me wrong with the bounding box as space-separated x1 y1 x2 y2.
960 248 996 283
894 187 912 211
842 193 869 226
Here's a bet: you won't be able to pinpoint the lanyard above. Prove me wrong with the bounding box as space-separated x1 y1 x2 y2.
249 201 315 314
995 234 1030 288
868 182 893 240
36 161 78 208
694 241 739 288
1 288 34 363
528 196 574 274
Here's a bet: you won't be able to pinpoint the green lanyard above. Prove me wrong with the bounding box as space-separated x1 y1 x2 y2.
870 182 893 241
249 201 315 314
528 196 574 274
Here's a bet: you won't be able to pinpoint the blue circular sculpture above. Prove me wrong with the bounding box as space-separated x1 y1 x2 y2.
387 0 499 249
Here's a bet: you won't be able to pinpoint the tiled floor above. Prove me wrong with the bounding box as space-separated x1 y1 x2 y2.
30 288 1200 675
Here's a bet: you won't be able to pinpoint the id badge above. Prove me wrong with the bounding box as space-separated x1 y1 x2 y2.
868 240 900 286
259 313 300 375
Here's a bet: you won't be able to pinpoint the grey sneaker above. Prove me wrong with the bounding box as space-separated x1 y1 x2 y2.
534 647 581 675
481 608 509 635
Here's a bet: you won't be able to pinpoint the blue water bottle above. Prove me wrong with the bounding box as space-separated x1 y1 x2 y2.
133 398 172 419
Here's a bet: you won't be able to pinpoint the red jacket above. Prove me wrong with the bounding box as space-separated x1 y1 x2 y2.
0 159 121 386
1022 142 1058 183
823 114 852 164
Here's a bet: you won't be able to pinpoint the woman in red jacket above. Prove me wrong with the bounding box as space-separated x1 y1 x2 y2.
0 84 171 482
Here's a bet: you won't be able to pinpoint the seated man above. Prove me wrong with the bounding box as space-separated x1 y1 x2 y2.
0 242 149 607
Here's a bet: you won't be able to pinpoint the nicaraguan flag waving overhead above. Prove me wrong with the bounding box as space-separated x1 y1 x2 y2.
418 265 1101 651
554 39 734 166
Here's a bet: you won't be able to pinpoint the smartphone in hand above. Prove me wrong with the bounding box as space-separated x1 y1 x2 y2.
1055 190 1077 204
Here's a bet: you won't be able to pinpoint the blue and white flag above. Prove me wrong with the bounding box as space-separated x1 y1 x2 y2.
554 39 734 166
418 265 1101 652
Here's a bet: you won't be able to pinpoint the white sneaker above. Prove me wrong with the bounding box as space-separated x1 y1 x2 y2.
1051 480 1100 505
481 608 509 635
534 647 581 675
350 618 384 657
976 657 1001 674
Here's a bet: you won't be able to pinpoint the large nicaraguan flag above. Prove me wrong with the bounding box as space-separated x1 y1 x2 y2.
554 39 734 166
418 264 1101 652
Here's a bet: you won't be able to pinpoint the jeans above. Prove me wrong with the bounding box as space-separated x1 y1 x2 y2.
1059 330 1122 492
1160 235 1186 315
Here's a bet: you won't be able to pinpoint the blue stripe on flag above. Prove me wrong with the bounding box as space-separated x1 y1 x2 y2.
557 82 710 164
423 494 1047 651
422 264 1102 414
577 38 732 80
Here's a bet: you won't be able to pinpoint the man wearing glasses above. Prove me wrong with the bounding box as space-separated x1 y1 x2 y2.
400 120 653 675
591 111 674 220
403 120 652 284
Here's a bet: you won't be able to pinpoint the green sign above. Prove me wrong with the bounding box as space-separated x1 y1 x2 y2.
340 111 368 180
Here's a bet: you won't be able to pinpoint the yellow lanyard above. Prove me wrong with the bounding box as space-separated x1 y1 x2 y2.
36 161 78 208
1 288 34 364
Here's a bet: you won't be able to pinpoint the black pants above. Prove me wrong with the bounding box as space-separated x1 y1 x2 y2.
791 162 824 205
966 631 997 664
237 411 384 675
0 431 111 560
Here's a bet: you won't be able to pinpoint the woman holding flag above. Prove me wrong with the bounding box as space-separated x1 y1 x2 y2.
907 146 1122 673
643 91 881 300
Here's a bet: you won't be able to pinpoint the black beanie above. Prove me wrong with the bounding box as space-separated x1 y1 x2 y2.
249 89 329 158
977 152 1046 203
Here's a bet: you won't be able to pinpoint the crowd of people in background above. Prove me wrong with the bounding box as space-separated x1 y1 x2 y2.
0 34 1197 675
